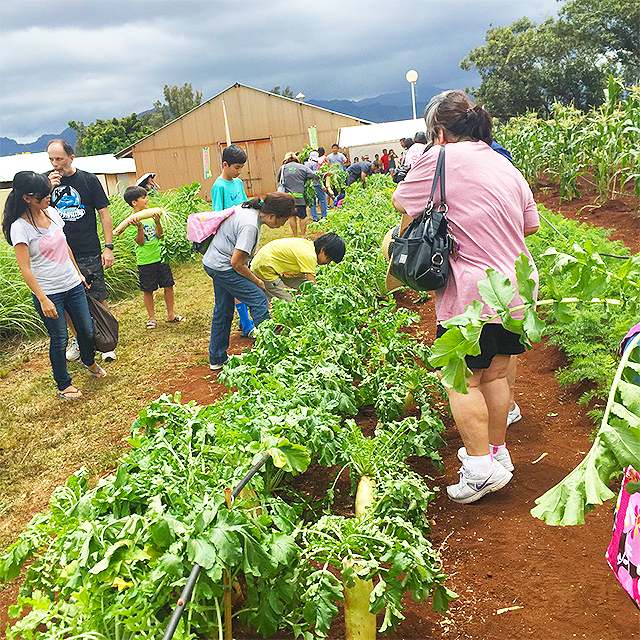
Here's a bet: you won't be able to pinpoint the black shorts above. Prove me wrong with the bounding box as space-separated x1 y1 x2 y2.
436 322 525 370
295 205 307 219
138 261 174 292
76 254 108 301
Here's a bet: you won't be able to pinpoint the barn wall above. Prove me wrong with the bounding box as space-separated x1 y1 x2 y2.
129 86 363 200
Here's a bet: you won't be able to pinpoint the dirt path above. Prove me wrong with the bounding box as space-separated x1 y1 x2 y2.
380 292 640 639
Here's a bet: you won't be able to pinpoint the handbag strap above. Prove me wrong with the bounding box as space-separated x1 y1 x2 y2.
427 146 446 210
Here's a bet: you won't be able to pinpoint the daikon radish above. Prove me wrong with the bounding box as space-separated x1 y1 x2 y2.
344 475 376 639
355 475 375 517
113 207 163 236
343 559 376 640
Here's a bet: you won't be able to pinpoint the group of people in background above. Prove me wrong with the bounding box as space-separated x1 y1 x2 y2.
205 143 345 369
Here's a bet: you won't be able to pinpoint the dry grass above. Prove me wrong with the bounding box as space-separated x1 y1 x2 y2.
0 223 293 548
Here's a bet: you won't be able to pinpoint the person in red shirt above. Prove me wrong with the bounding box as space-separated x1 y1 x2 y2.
380 148 390 173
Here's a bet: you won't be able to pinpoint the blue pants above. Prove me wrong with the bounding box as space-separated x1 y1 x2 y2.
204 266 270 365
309 185 328 222
33 282 95 390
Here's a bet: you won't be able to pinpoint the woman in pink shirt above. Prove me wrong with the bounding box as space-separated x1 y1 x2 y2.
392 90 540 504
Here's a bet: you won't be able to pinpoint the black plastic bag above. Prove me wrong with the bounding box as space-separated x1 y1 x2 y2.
86 294 119 352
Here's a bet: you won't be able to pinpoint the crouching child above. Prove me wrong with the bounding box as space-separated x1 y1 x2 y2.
250 232 346 301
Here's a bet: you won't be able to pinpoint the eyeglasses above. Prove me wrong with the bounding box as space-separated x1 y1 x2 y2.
25 192 50 200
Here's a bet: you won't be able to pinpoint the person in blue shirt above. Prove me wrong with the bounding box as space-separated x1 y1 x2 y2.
211 145 254 336
211 145 248 209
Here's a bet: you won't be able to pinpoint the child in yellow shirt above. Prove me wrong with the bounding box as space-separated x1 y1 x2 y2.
250 233 345 301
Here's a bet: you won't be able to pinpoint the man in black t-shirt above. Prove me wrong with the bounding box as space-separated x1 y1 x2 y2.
345 160 379 188
47 139 116 361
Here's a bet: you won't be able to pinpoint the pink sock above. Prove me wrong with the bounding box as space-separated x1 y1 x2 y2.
490 443 508 457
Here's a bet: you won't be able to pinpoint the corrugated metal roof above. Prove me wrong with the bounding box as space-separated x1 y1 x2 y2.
0 152 136 182
338 118 426 148
116 83 372 157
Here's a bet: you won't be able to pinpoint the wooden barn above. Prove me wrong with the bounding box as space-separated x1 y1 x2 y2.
116 83 368 200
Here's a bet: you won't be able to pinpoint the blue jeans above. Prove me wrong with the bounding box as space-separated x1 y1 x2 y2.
203 265 270 365
33 282 95 390
309 185 328 221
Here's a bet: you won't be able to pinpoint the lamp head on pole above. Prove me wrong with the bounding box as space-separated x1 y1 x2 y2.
295 92 306 101
405 69 418 83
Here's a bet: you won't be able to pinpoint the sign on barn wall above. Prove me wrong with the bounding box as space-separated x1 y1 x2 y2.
202 146 211 179
308 125 318 150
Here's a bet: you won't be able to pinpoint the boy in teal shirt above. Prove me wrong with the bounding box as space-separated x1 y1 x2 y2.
211 145 254 336
123 186 184 329
211 144 248 210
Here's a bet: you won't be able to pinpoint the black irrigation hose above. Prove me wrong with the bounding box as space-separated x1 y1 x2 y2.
538 210 631 260
162 452 271 640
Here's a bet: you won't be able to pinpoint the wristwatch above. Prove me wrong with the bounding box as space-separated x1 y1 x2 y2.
104 244 114 250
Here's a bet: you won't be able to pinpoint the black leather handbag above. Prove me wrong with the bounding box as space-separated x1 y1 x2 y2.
388 145 453 291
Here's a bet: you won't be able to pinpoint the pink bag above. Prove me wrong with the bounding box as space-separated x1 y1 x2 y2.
606 466 640 609
186 206 236 243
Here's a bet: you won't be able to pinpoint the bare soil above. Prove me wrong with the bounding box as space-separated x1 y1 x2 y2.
1 180 639 638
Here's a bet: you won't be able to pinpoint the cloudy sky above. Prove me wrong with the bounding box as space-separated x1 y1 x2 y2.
1 0 561 142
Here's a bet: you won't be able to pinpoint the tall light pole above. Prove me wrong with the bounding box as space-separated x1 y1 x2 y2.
406 69 418 119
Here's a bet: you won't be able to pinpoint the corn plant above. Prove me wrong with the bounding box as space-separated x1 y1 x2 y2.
498 76 640 201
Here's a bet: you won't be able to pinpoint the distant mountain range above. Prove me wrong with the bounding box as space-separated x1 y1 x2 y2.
1 88 441 157
0 127 77 157
308 86 442 123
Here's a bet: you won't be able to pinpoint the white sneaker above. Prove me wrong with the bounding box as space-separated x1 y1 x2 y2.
457 446 514 472
101 350 116 362
447 459 513 504
66 338 80 361
507 403 522 427
209 356 229 371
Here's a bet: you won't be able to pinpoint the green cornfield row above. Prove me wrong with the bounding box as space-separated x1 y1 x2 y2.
497 77 640 200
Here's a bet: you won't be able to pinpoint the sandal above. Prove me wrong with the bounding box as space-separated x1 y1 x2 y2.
146 320 157 329
166 315 185 323
58 387 83 400
83 363 107 378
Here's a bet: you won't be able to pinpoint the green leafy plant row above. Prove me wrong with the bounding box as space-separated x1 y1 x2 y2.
526 206 637 411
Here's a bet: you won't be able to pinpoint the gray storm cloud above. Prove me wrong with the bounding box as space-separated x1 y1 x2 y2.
0 0 560 141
